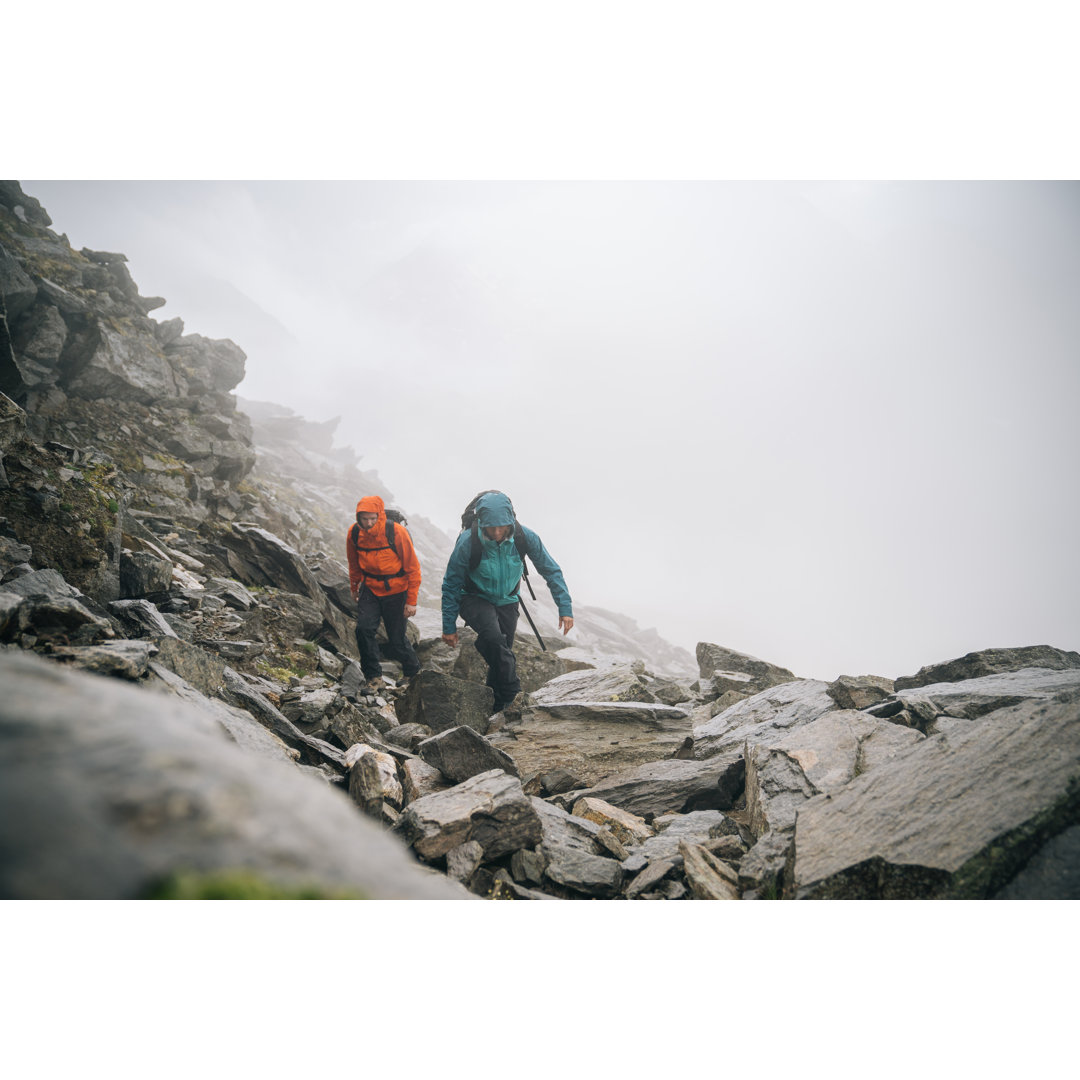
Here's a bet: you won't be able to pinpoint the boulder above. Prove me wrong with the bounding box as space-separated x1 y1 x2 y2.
745 710 924 839
47 640 157 680
393 769 542 861
530 798 625 898
401 757 451 804
894 645 1080 690
119 550 173 598
496 699 692 788
826 674 895 710
107 599 178 640
696 642 797 692
0 650 471 899
66 323 180 405
148 636 226 696
692 679 837 760
866 668 1080 730
396 670 495 734
551 754 746 818
418 724 520 783
788 691 1080 899
529 665 664 705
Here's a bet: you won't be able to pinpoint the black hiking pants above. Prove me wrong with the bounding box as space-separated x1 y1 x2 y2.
459 593 521 709
355 589 420 681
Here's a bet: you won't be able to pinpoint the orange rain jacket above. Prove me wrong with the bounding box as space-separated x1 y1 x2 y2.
346 495 421 606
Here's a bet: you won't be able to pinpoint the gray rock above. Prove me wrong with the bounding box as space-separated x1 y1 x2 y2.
626 858 679 899
894 645 1080 690
401 757 450 804
0 650 472 899
418 724 520 783
525 798 624 897
446 840 485 883
396 670 495 734
993 824 1080 900
497 699 691 788
871 668 1080 727
220 667 345 774
696 642 797 691
826 674 895 710
394 769 542 861
47 640 158 680
552 754 746 818
385 722 433 751
745 710 924 839
7 592 115 646
789 691 1080 899
529 665 663 705
693 679 837 759
119 550 173 599
147 636 226 696
348 747 403 817
107 599 178 639
680 841 741 899
204 577 258 611
0 245 38 321
738 831 794 899
630 810 739 862
67 323 180 405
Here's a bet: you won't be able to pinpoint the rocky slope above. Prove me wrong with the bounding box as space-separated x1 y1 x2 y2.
2 180 1078 900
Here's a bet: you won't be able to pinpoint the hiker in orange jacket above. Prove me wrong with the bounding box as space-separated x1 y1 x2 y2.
346 495 422 685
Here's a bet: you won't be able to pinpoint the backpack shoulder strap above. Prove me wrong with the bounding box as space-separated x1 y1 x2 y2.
468 521 482 572
385 518 397 553
349 522 359 549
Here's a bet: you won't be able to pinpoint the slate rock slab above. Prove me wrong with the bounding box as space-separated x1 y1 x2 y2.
874 668 1080 725
552 754 746 818
696 642 797 690
789 691 1080 899
396 670 495 735
418 724 520 783
498 700 691 788
745 710 924 839
394 769 542 861
894 645 1080 690
529 666 663 706
0 650 472 899
47 640 158 680
693 679 837 760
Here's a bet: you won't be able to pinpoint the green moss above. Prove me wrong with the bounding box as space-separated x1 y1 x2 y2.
143 869 369 900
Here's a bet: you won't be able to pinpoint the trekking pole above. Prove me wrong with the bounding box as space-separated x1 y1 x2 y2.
518 597 547 651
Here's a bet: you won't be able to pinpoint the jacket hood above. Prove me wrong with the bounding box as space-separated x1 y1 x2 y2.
356 495 385 515
475 492 515 528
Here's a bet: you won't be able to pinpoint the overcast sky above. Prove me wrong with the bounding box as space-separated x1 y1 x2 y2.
25 180 1079 680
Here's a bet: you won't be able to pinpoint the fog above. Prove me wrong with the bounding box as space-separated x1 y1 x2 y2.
28 180 1080 679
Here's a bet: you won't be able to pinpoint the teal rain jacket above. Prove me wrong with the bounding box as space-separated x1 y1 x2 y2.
441 492 573 634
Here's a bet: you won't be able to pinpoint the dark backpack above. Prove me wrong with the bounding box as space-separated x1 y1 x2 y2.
460 490 534 595
350 508 408 587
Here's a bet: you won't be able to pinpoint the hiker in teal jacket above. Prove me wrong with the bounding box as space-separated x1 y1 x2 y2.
442 492 573 712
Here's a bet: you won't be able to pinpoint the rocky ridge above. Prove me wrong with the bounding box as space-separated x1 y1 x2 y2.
2 180 1078 900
